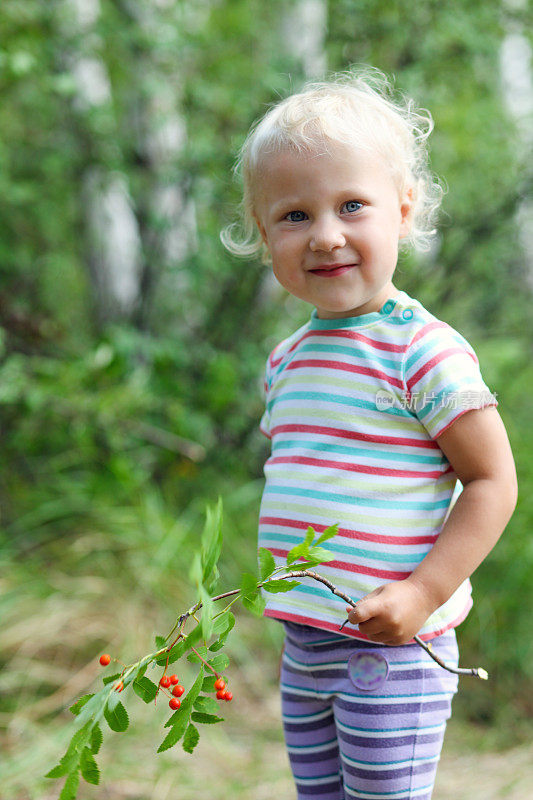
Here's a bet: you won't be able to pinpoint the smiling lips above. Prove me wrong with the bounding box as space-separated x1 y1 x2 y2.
309 263 359 277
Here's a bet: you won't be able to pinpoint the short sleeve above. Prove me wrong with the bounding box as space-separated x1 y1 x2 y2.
402 322 498 440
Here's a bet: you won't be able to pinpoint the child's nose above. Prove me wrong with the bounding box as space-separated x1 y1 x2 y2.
309 218 346 252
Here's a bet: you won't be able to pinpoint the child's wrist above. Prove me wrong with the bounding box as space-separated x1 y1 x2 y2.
404 573 445 616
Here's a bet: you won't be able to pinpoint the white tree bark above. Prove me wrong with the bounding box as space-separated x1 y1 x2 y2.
500 0 533 287
60 0 197 325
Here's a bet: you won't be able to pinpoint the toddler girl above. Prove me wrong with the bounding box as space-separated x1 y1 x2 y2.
222 68 517 800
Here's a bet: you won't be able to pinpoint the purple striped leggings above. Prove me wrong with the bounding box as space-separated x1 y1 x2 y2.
280 620 459 800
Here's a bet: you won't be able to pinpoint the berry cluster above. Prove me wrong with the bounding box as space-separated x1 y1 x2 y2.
160 674 186 709
98 654 233 710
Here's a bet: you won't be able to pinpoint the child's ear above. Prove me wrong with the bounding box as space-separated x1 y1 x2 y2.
399 187 414 239
252 211 268 246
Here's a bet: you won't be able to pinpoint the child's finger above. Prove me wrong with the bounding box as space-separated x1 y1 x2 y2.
346 599 375 623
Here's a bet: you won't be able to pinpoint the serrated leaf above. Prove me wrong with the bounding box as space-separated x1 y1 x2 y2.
315 523 339 545
263 579 301 593
106 686 122 712
286 526 315 565
199 585 214 641
258 547 276 580
69 694 94 716
207 653 229 672
102 672 121 685
165 667 204 728
242 591 266 617
200 497 223 586
191 711 224 724
133 676 158 703
208 611 235 651
157 711 190 752
201 675 216 693
240 572 258 602
307 546 335 563
80 747 100 785
90 724 103 755
45 720 92 778
45 763 69 780
59 770 79 800
104 701 129 732
189 551 203 586
187 645 209 663
182 723 200 754
193 695 220 715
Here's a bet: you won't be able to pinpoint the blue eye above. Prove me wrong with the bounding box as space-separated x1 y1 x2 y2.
343 201 363 213
286 210 307 222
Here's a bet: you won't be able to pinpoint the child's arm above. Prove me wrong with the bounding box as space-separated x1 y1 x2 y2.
345 405 518 644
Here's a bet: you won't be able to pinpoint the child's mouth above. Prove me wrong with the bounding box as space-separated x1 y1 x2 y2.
309 263 358 277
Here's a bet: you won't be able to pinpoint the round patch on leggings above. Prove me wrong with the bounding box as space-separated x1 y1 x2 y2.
348 651 389 691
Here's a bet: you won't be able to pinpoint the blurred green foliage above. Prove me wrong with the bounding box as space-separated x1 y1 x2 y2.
1 1 533 792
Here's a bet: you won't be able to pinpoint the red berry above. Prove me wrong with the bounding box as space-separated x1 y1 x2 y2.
169 674 179 685
223 690 233 702
169 698 181 710
216 689 226 700
172 684 185 697
214 678 225 691
99 654 111 666
115 681 124 692
160 676 171 688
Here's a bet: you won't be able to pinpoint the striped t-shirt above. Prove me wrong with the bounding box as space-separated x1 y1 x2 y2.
258 290 498 641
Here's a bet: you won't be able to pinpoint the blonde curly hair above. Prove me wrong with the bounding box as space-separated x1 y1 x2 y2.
220 66 444 262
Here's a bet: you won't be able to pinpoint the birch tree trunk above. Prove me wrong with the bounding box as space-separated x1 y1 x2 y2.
59 0 196 329
500 0 533 289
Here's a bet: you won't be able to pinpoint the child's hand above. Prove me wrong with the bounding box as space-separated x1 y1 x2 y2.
344 579 436 645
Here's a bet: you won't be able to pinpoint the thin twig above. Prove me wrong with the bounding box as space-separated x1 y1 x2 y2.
168 569 489 681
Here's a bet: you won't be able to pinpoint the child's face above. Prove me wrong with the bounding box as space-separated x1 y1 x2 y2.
253 142 412 319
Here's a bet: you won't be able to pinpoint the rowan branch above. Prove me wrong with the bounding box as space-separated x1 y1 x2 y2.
171 569 488 680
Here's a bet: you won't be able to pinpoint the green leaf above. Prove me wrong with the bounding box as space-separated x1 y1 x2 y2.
69 694 94 716
242 592 266 617
187 645 209 663
207 652 229 672
263 579 301 593
315 523 339 545
240 571 258 600
59 770 79 800
201 675 216 693
307 546 335 563
45 721 92 778
155 635 166 648
102 672 122 685
193 695 220 715
80 747 100 785
191 711 224 724
286 526 315 565
258 547 276 580
200 497 223 588
199 584 214 642
157 711 190 752
45 763 69 780
133 676 158 703
165 667 204 728
106 686 122 712
90 724 103 755
182 723 200 754
189 551 203 586
208 610 235 651
104 701 129 732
